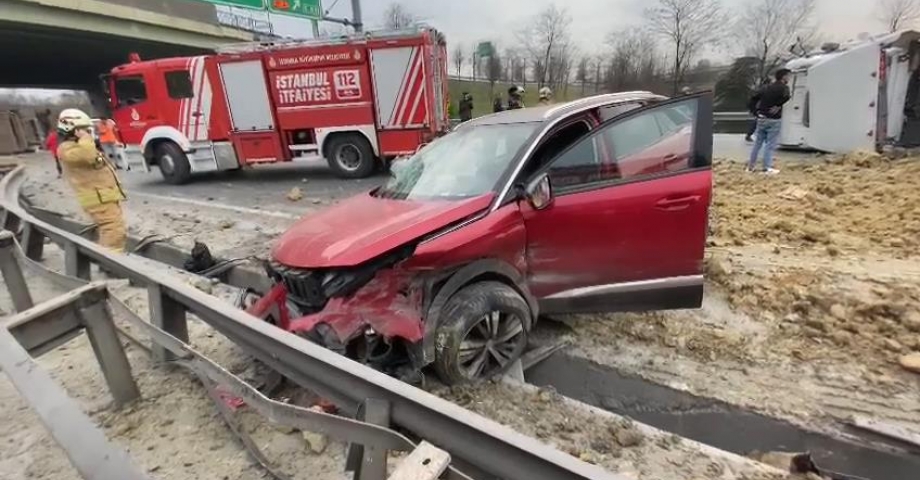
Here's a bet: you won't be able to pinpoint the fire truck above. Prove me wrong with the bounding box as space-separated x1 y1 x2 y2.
105 27 450 184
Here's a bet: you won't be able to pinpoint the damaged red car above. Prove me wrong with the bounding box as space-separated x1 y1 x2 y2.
248 91 714 385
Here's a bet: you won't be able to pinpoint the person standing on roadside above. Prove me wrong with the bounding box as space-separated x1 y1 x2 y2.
44 130 62 177
538 87 554 106
56 109 128 253
747 68 792 174
94 117 123 167
492 95 504 113
507 86 525 110
458 92 474 122
745 78 771 142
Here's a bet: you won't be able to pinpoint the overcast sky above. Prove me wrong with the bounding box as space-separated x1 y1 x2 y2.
259 0 890 61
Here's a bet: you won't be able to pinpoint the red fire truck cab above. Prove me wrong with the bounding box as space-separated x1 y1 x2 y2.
106 28 450 184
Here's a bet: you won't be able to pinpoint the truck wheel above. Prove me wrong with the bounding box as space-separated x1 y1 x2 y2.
156 142 192 185
326 134 376 179
433 281 531 385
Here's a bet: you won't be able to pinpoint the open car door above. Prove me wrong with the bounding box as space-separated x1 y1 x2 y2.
520 92 713 314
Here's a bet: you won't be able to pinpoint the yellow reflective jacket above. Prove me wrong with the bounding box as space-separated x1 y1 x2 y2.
57 137 127 208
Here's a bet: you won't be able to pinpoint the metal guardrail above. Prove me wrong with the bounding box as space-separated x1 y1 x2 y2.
0 165 622 480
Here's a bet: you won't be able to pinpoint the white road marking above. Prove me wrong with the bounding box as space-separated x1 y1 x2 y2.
129 192 301 220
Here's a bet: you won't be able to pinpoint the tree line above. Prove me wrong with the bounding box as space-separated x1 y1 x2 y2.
384 0 920 106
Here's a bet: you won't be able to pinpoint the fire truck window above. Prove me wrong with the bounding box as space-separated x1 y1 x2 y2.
165 71 194 99
114 76 147 107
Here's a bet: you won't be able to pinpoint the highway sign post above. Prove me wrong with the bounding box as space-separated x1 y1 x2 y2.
200 0 266 9
268 0 323 19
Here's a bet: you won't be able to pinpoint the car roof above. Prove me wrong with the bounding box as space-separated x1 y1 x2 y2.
468 91 668 126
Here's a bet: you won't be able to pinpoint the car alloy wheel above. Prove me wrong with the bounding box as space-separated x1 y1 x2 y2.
458 311 526 380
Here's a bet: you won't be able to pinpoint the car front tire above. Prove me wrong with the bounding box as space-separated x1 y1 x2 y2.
433 281 531 385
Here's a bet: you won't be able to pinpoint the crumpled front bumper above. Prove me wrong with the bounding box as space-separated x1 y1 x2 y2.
246 270 426 344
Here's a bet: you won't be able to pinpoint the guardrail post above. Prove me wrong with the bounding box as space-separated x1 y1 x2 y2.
77 286 140 406
0 230 34 312
147 284 188 362
2 210 20 234
347 398 391 480
64 242 91 280
21 223 45 261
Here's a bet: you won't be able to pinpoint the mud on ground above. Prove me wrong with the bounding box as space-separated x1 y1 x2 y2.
438 381 787 480
561 153 920 436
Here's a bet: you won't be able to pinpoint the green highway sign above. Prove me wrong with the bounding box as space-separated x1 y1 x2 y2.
268 0 323 19
201 0 266 9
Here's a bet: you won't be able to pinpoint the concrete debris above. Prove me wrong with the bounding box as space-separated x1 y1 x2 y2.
614 426 644 447
190 278 214 295
302 430 328 454
899 353 920 374
219 220 235 230
286 187 304 202
778 186 810 201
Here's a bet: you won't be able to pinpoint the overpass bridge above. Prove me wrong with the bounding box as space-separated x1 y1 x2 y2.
0 0 255 91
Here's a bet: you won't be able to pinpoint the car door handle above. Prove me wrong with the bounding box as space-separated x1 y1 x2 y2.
656 195 700 210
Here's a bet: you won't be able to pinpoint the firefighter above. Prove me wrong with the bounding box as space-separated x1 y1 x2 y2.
507 86 525 110
56 109 128 253
458 92 474 122
538 86 554 106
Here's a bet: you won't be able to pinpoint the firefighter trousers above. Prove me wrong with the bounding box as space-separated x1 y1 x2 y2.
84 202 126 253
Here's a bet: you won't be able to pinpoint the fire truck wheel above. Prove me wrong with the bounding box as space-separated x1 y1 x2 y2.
433 281 530 385
155 142 192 185
326 134 376 179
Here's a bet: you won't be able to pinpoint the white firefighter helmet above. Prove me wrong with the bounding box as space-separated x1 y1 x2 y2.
539 86 553 99
57 108 93 134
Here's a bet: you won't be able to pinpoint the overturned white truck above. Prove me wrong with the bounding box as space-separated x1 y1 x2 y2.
781 30 920 153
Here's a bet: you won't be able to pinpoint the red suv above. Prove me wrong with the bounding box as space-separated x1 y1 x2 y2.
247 92 713 384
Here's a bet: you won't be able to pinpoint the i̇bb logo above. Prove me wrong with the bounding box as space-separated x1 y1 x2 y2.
334 70 362 100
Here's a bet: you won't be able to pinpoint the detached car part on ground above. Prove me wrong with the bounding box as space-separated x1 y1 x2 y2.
247 92 715 384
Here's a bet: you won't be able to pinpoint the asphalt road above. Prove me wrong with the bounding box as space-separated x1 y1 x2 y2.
115 134 816 216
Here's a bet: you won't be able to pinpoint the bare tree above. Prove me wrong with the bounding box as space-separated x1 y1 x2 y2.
486 50 503 97
383 2 415 30
736 0 816 85
605 28 667 93
516 4 574 89
593 56 604 94
452 43 465 78
878 0 920 32
645 0 727 95
576 57 590 95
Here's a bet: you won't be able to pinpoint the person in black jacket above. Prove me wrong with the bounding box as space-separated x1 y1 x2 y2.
492 95 504 113
747 69 792 174
458 92 474 122
745 78 771 142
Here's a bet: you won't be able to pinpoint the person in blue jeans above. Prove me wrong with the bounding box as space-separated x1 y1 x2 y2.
747 68 792 174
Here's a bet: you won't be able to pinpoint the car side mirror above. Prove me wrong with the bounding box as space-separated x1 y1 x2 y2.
525 173 554 210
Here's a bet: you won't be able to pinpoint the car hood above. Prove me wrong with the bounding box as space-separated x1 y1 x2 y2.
272 192 494 268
